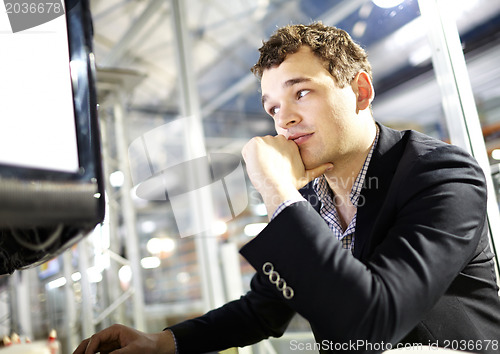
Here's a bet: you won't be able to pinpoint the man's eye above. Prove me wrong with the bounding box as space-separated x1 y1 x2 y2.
297 89 310 99
269 107 280 116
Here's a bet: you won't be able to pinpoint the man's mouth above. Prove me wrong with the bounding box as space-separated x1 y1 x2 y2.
289 133 313 145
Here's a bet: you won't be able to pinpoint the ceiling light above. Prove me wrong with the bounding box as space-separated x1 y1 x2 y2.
353 21 367 37
71 272 81 282
46 277 67 290
141 220 156 233
492 149 500 161
141 256 161 269
70 270 103 283
109 170 125 187
118 265 132 284
372 0 405 9
87 266 103 283
212 220 228 236
147 237 176 255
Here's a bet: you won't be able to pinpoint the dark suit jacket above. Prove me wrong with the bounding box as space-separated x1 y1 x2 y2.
169 123 500 353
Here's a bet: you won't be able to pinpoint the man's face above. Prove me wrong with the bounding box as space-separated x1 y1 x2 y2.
260 46 361 170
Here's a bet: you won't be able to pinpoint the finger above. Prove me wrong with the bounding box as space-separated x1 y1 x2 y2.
84 337 100 354
300 163 334 188
83 328 121 354
73 339 90 354
85 337 122 354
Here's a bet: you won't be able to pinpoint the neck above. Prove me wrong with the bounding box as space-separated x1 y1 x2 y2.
324 120 377 199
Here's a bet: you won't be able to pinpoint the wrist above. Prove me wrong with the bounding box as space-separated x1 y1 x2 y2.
153 329 176 354
262 187 303 219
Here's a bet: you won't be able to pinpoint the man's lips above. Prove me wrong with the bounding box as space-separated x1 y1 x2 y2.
288 133 313 145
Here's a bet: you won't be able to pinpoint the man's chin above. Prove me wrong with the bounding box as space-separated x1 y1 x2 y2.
304 161 323 172
304 158 333 175
300 151 330 172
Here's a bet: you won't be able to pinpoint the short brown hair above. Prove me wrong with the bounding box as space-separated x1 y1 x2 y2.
251 22 372 88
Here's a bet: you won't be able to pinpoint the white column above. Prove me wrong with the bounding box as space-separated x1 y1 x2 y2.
170 0 226 310
78 240 94 338
113 91 147 330
63 251 78 350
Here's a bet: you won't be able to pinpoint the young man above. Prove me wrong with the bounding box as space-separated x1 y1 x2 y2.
74 23 500 354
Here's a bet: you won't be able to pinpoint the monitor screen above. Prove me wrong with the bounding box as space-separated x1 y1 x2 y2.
0 2 79 173
0 0 105 274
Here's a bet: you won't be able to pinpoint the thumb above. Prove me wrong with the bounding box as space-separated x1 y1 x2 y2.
298 163 333 188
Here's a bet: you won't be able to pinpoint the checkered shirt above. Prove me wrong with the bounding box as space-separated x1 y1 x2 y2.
272 128 379 252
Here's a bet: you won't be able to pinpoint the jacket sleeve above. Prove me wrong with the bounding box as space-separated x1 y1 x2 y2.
239 143 488 346
168 267 296 353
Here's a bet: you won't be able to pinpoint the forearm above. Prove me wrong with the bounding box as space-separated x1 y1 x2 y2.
167 282 295 353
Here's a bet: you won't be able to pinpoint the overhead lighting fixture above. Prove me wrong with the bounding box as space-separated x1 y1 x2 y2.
71 272 82 282
141 220 157 233
492 149 500 161
118 265 132 284
212 220 228 236
353 21 367 37
141 256 161 269
109 170 124 187
372 0 405 9
146 237 176 256
359 2 374 19
46 277 67 290
87 266 103 283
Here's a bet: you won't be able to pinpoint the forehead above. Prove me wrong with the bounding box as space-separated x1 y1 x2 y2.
260 47 331 96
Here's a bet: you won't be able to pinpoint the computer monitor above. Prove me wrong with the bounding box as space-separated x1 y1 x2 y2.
0 0 105 274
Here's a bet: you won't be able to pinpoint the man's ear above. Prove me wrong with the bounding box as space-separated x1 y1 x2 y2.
353 71 374 111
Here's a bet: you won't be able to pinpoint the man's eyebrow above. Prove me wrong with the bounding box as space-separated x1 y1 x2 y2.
261 77 312 107
284 77 312 87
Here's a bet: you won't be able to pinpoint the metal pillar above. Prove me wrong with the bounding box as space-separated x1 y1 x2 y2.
77 68 147 339
0 286 9 338
63 251 78 350
419 0 500 274
78 239 95 338
113 90 147 331
99 115 126 327
170 0 226 311
8 269 34 337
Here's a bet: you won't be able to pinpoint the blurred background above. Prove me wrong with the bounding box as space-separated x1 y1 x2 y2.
1 0 500 353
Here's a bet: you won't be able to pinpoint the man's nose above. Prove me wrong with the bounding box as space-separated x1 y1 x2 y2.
276 104 301 130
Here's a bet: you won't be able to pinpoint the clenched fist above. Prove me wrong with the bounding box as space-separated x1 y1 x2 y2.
242 135 332 218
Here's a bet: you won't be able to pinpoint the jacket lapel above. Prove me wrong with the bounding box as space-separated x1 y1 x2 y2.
353 123 405 259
